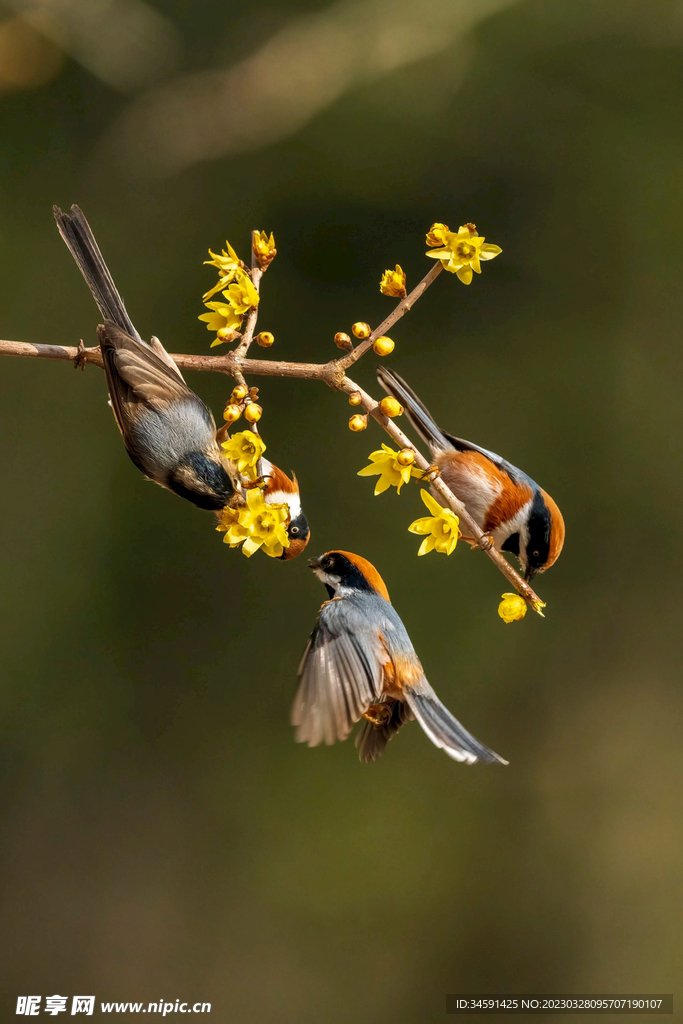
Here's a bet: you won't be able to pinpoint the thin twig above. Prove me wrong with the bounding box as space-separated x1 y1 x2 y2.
230 232 266 391
339 262 443 369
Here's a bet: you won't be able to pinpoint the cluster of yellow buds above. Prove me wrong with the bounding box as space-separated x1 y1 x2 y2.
222 384 263 427
335 321 396 364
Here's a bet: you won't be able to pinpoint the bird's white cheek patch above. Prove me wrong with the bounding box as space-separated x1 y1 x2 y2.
267 490 301 518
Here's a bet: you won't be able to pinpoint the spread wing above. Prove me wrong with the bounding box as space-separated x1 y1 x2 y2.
292 599 385 747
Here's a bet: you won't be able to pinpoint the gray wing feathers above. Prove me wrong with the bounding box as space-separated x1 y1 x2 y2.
293 602 384 747
100 323 190 410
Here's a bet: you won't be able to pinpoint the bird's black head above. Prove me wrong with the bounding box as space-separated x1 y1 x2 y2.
308 551 390 601
167 452 234 511
523 491 553 581
280 512 310 560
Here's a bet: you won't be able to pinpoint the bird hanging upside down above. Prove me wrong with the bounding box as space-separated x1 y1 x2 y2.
54 204 309 557
293 551 506 764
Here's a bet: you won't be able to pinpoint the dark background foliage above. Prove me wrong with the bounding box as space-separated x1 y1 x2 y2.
0 0 680 1019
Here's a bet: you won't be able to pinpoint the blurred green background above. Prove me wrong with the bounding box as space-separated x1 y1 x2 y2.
0 0 681 1020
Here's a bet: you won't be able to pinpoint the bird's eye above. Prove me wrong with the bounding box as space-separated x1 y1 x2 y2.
291 526 299 535
532 550 540 558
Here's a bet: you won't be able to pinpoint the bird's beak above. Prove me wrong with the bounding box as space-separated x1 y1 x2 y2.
307 556 321 570
524 565 538 582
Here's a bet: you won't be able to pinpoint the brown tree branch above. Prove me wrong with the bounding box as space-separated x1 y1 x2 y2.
339 261 443 368
0 330 544 610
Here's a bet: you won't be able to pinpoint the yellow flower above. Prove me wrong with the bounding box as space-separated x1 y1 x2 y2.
425 223 450 247
217 487 289 558
199 268 260 346
203 241 241 300
222 268 260 317
498 593 527 623
408 489 460 555
358 443 419 495
253 230 276 268
199 301 242 346
220 429 265 480
426 223 502 285
380 265 406 297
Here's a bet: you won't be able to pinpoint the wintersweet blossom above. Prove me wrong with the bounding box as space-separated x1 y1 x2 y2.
199 268 260 345
426 223 502 285
408 489 460 555
425 223 450 247
379 265 406 297
198 301 242 342
357 444 418 495
498 593 527 623
220 430 265 480
222 269 260 318
217 487 289 558
253 230 276 267
203 241 241 299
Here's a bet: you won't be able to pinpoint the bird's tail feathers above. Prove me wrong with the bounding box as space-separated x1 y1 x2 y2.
376 367 451 451
404 681 507 765
354 698 412 763
54 205 139 340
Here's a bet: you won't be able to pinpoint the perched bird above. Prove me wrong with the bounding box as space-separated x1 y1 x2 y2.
54 204 235 511
378 367 565 581
293 551 506 764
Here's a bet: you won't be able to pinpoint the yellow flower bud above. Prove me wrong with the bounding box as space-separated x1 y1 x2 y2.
217 327 238 342
223 403 242 424
231 384 248 402
373 336 395 357
379 265 407 298
498 593 527 623
352 322 371 340
426 223 450 247
396 448 415 467
348 391 363 406
253 230 276 269
244 403 263 424
379 396 403 418
349 414 368 432
256 331 274 348
334 332 353 351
